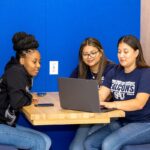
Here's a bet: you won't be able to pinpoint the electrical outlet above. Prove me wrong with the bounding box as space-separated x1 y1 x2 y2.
49 61 59 75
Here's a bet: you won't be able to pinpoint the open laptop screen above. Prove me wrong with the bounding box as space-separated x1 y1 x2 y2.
58 78 101 112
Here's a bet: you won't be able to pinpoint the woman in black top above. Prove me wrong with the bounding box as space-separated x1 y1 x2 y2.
0 32 51 150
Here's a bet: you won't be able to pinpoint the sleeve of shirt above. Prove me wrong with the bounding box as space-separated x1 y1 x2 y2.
137 68 150 94
6 67 32 110
102 67 116 89
103 62 116 77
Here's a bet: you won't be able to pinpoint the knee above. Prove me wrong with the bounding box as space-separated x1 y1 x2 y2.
102 136 120 150
46 137 52 149
69 143 81 150
102 138 112 150
84 138 93 150
69 139 84 150
43 134 52 149
37 134 51 150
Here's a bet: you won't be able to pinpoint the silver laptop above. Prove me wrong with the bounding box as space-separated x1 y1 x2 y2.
58 77 104 112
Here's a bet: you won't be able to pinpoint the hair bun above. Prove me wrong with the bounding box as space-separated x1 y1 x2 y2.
12 32 39 53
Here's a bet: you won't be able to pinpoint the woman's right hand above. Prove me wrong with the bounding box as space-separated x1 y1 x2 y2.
31 93 39 104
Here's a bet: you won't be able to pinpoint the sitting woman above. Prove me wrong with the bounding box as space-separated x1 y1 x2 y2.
84 35 150 150
70 37 115 150
0 32 51 150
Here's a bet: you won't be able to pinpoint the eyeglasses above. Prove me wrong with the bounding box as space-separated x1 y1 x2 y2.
82 50 99 58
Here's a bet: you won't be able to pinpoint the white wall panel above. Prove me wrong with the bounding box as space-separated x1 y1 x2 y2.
141 0 150 65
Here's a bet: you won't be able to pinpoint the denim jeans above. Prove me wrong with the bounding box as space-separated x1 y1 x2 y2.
69 124 105 150
84 120 150 150
0 124 51 150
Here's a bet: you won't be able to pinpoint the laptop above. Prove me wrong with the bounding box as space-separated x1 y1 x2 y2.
58 77 108 112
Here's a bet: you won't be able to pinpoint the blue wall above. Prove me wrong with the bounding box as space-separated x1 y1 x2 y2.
0 0 140 149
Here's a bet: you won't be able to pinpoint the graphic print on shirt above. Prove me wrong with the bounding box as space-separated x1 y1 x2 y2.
111 79 135 100
101 76 104 83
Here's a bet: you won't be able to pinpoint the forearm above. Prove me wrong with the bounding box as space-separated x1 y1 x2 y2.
101 93 149 111
114 99 144 111
10 90 32 109
101 99 144 111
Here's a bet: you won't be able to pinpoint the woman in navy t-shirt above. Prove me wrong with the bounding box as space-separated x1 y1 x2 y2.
69 37 116 150
84 35 150 150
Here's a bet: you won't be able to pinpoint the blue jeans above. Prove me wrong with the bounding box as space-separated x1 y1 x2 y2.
84 120 150 150
69 124 105 150
0 124 51 150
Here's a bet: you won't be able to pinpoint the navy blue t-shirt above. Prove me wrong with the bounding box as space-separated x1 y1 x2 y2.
103 66 150 122
70 62 116 85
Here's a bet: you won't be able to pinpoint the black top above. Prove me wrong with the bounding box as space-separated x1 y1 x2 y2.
0 57 32 126
70 61 116 85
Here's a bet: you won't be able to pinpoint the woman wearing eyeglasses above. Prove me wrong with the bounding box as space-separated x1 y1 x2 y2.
69 37 116 150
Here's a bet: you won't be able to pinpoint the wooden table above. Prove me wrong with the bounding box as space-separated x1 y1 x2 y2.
22 92 125 125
